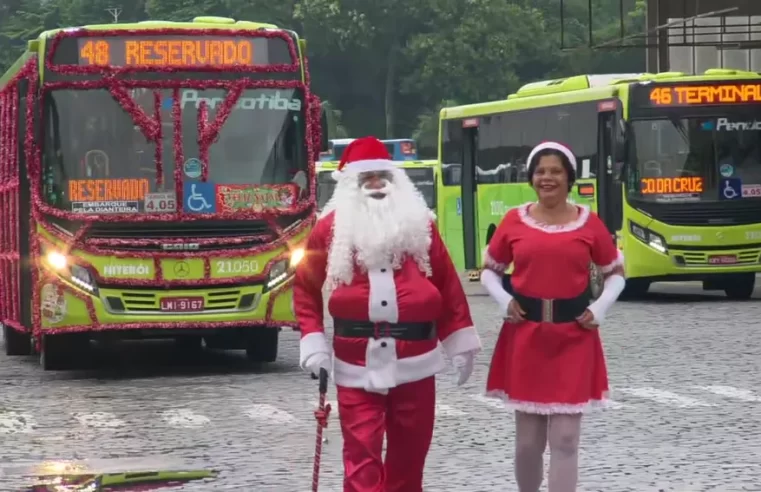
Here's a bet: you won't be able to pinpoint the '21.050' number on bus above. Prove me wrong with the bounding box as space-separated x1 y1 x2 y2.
215 260 259 274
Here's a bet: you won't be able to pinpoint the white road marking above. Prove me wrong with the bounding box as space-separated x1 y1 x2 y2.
72 412 125 429
159 409 210 428
435 403 467 417
243 404 298 424
616 387 713 407
695 385 761 402
0 411 35 434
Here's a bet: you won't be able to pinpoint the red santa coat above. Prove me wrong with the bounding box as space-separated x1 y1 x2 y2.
294 212 480 392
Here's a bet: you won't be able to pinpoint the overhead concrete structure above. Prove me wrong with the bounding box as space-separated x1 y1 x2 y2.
560 0 761 73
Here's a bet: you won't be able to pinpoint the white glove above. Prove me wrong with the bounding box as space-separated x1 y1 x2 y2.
304 351 332 377
452 353 475 386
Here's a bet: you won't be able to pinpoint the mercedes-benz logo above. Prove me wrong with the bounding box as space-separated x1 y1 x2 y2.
174 261 190 278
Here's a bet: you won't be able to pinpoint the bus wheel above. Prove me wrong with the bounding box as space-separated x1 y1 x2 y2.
622 279 650 299
3 325 32 356
724 273 756 300
245 327 279 363
40 333 90 371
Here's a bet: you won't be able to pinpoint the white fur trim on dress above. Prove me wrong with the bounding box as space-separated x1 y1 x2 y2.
338 158 396 175
482 249 508 272
484 390 613 414
299 332 330 369
518 202 590 233
441 326 482 359
597 249 624 273
527 141 577 172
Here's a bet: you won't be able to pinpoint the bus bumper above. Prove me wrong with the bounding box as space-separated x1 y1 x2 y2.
37 277 297 334
624 237 761 281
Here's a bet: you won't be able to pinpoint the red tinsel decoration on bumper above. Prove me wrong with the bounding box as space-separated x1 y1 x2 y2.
14 27 325 342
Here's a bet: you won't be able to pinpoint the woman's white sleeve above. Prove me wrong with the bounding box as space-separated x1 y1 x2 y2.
480 268 513 316
587 274 625 324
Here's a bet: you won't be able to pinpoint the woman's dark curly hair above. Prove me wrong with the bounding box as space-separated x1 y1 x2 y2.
527 148 577 193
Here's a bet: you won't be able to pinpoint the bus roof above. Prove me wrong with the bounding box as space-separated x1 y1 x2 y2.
441 68 761 120
0 16 303 87
35 17 287 40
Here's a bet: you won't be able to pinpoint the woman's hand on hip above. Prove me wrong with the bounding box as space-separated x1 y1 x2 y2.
505 299 526 323
576 309 598 329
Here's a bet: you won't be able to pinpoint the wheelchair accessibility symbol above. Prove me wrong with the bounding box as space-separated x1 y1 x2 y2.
719 178 742 201
183 182 217 213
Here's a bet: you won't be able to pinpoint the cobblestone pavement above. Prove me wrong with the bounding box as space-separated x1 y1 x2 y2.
0 281 759 491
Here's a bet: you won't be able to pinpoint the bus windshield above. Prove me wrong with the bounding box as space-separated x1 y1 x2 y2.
629 116 761 202
41 87 309 213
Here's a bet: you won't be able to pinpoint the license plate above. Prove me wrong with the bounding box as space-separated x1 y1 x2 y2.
160 297 204 312
708 255 738 265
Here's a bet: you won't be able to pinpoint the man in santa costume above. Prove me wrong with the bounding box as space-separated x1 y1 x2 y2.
294 136 481 492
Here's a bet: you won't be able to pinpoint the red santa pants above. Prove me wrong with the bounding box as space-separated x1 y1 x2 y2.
336 376 435 492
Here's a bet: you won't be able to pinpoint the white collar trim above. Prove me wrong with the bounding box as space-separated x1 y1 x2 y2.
517 202 590 233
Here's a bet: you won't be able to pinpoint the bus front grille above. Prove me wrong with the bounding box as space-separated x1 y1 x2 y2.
634 201 761 227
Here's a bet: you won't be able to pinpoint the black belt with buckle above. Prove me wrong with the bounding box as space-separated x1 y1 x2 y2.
512 292 590 323
333 319 435 341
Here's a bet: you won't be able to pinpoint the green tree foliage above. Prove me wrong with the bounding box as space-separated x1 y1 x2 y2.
0 0 646 144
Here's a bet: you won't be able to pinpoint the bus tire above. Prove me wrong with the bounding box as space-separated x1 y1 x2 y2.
4 325 32 356
724 273 755 300
245 326 279 363
621 279 650 299
40 332 90 371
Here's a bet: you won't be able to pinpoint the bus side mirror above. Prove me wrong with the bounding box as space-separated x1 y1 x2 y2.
320 107 329 152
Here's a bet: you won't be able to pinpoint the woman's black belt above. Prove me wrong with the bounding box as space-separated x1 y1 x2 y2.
512 291 590 323
333 319 435 341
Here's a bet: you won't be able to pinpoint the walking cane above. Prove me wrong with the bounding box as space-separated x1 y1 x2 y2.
312 367 332 492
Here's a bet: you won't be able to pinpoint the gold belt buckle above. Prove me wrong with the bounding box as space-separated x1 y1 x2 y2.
541 299 554 322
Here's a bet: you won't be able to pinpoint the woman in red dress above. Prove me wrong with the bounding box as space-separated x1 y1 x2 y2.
480 141 626 492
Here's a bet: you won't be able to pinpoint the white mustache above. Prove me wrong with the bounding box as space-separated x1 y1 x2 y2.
361 180 392 197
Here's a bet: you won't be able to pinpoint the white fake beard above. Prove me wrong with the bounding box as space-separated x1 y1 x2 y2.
325 168 433 291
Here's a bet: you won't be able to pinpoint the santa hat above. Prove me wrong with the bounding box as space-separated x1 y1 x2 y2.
331 136 396 181
527 141 577 172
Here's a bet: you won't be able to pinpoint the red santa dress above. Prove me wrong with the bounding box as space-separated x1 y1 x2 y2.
483 202 623 414
294 212 481 491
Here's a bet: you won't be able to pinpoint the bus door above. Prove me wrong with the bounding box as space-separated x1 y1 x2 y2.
596 101 623 235
459 118 480 277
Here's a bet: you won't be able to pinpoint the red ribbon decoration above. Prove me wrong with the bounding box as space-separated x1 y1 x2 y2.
0 27 325 347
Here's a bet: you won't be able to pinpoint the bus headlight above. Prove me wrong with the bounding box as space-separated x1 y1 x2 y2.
70 264 97 294
267 260 289 290
45 251 68 270
629 221 667 254
290 247 305 267
42 248 98 295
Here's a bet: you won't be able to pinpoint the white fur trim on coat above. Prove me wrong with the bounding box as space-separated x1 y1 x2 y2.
333 344 447 394
527 141 577 172
337 158 396 176
440 326 481 359
299 332 330 370
597 249 624 273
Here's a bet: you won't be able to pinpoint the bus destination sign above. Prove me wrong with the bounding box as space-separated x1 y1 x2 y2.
77 36 259 67
645 83 761 107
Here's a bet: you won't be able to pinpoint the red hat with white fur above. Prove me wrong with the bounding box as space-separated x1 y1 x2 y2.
332 136 396 180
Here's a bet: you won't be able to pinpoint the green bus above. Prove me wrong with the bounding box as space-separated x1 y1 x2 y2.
439 70 761 298
0 16 328 369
